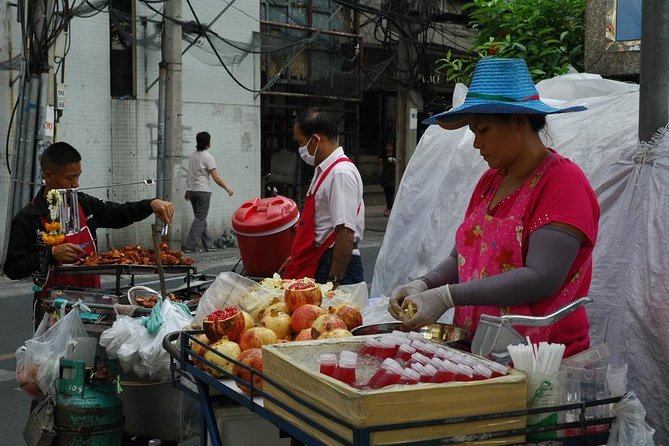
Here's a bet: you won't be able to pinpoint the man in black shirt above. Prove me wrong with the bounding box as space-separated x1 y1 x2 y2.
3 142 175 328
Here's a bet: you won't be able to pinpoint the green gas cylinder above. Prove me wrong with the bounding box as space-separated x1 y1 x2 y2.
54 358 123 445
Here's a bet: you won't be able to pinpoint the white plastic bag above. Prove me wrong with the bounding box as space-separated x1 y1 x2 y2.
195 272 370 327
16 304 89 399
100 299 193 380
607 392 655 446
193 272 277 326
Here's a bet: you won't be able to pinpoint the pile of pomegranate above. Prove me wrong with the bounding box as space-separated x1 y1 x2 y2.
191 278 364 395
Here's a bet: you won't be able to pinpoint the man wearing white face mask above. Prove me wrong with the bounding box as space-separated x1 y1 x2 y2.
283 108 365 287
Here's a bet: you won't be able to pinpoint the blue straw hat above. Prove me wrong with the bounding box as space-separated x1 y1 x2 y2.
423 58 586 129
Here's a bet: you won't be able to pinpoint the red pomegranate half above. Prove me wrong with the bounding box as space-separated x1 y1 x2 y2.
284 280 323 314
203 307 245 342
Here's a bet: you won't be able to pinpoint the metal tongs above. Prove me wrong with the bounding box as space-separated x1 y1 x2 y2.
152 223 169 300
471 297 592 363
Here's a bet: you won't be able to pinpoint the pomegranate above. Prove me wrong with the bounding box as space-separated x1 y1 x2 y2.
284 280 322 313
330 304 363 330
311 313 347 339
203 338 241 377
290 304 327 333
257 298 288 320
317 328 353 339
203 307 245 342
294 329 313 341
190 333 210 369
239 327 278 351
261 309 293 339
232 348 264 395
241 311 256 331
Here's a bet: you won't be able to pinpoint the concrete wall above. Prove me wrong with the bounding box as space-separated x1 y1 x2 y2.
0 1 260 262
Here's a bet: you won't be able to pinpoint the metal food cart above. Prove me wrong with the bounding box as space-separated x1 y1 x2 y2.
163 330 622 446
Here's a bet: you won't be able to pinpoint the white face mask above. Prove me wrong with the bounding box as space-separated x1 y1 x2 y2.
298 136 318 166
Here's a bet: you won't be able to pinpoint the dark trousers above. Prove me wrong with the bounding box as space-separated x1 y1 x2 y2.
315 249 364 285
382 185 395 209
184 191 213 250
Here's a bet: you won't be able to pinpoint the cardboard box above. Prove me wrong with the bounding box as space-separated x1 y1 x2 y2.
263 337 527 445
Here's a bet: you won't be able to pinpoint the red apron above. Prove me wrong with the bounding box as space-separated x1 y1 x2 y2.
283 157 353 279
453 155 590 357
38 204 100 298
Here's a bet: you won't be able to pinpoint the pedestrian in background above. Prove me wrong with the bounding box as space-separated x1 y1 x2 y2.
183 132 234 253
378 140 396 217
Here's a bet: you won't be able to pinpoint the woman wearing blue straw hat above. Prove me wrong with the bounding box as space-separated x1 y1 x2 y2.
388 58 599 357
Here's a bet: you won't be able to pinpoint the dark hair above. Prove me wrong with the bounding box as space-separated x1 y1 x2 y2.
494 114 547 133
196 132 211 151
41 142 81 171
294 108 338 140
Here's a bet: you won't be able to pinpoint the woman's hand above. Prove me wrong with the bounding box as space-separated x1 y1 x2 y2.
387 279 428 320
401 285 454 330
150 199 175 224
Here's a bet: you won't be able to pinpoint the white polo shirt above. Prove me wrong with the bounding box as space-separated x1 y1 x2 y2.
308 147 365 249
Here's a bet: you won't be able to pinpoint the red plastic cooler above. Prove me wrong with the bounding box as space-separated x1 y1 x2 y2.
231 196 300 277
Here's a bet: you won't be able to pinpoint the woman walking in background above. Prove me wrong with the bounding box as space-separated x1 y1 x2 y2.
379 141 397 217
183 131 234 253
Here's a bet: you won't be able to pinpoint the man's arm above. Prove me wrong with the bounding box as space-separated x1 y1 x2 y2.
328 224 355 285
82 192 174 228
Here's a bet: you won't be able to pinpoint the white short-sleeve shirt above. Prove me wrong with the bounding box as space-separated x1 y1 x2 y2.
186 150 216 192
308 147 365 247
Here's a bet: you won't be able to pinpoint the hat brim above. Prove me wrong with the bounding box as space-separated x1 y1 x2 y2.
423 101 587 128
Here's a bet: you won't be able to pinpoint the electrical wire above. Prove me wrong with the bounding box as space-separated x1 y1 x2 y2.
184 0 262 93
5 93 21 175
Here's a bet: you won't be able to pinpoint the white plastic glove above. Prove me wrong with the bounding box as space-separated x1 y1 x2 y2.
388 279 429 320
401 285 454 330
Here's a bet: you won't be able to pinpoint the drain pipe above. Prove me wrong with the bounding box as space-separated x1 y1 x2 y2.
638 0 669 141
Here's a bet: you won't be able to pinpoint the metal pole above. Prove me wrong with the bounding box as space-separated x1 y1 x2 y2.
164 0 183 246
638 0 669 142
34 71 50 198
21 75 40 205
10 79 30 219
157 62 166 199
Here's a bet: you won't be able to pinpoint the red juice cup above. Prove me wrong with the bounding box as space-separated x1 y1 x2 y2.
369 358 403 389
335 355 357 386
397 367 421 385
420 364 438 383
396 343 417 362
377 338 397 359
319 353 338 377
358 339 381 357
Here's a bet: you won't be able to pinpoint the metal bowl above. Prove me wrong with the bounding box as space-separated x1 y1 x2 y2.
351 322 469 345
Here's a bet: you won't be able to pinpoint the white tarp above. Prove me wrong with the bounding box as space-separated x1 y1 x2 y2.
371 73 669 439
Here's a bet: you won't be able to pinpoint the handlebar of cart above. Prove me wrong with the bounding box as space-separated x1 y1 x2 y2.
163 330 623 446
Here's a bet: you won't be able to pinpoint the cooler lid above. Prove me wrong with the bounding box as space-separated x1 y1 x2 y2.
231 196 299 234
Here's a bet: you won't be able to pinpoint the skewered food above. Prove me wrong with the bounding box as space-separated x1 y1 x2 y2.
77 243 193 266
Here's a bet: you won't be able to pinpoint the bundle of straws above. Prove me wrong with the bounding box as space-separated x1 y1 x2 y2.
507 337 565 377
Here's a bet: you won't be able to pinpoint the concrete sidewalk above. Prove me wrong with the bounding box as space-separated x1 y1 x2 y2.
0 205 390 289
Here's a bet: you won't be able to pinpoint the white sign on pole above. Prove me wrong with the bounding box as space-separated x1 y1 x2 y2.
409 107 418 129
45 105 55 137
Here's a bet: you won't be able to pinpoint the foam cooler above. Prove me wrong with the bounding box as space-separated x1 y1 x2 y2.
231 196 299 277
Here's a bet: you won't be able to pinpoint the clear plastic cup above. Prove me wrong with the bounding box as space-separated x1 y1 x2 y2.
358 338 382 357
334 355 357 386
420 364 438 383
377 338 397 359
368 358 403 389
397 367 421 385
396 343 417 362
319 353 338 377
409 352 430 366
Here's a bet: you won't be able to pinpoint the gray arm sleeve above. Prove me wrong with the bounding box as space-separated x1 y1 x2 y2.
450 225 582 307
419 247 459 288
